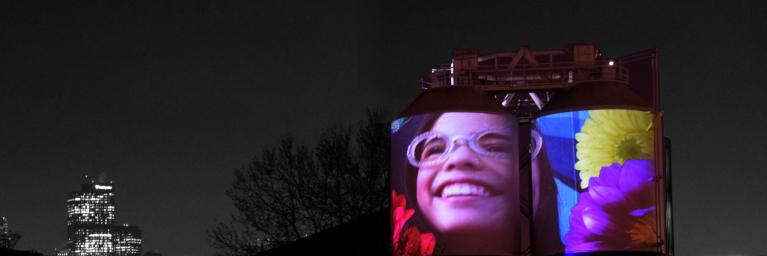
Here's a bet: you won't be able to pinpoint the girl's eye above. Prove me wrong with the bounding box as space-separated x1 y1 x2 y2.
420 139 446 160
480 142 511 153
478 134 513 153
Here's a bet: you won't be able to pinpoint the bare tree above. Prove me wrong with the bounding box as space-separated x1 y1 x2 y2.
208 110 389 255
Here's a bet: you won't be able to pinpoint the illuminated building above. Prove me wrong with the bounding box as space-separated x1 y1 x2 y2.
0 216 9 248
114 225 142 256
0 216 21 250
60 176 142 256
66 182 116 227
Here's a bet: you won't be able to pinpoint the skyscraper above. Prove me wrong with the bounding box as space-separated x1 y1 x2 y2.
113 225 142 256
0 216 10 248
59 176 142 256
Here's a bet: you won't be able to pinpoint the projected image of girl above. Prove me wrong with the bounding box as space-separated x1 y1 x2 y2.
397 112 520 255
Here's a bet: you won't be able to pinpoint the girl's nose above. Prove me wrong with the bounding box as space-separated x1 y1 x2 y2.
443 140 482 171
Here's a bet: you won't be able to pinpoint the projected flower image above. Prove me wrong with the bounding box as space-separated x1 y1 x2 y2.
392 191 435 256
534 108 660 254
565 160 660 252
392 191 415 247
575 110 653 189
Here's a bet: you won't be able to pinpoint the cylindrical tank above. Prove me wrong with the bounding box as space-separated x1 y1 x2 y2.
531 81 666 256
390 86 522 256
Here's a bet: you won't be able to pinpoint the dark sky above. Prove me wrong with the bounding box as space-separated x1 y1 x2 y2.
2 1 766 255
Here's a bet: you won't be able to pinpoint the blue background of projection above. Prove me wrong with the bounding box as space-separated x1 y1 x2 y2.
534 111 590 243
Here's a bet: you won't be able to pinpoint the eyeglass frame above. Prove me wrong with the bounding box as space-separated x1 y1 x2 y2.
406 127 517 168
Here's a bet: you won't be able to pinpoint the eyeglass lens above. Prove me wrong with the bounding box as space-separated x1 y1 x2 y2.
412 132 514 164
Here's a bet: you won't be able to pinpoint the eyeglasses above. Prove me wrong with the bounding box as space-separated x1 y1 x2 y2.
407 128 516 168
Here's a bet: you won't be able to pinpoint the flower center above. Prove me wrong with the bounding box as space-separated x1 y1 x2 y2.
615 136 642 163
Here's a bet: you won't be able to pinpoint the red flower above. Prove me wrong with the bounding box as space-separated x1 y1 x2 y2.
418 232 435 256
392 191 415 248
392 190 436 256
397 227 435 256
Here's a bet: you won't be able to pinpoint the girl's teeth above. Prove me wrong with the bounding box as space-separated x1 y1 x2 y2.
441 183 490 198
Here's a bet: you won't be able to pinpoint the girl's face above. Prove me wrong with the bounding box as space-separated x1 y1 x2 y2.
415 112 519 235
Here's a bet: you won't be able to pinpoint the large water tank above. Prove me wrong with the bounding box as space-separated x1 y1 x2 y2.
531 81 666 256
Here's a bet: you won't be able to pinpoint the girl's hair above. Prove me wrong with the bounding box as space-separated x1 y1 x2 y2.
530 125 565 253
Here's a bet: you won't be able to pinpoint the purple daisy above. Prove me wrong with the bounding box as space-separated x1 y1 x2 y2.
565 159 661 253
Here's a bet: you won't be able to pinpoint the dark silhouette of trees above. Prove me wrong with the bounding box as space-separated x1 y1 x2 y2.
208 110 389 256
0 232 21 249
9 233 20 249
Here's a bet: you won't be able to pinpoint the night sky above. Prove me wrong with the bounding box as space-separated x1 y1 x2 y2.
2 1 766 255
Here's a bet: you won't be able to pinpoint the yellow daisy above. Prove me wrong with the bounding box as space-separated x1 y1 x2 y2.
574 109 654 189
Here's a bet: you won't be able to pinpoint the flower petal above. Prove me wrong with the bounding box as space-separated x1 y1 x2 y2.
567 241 605 253
629 206 655 217
619 160 653 194
565 159 660 252
419 233 436 256
588 185 626 206
574 110 654 189
581 207 617 236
